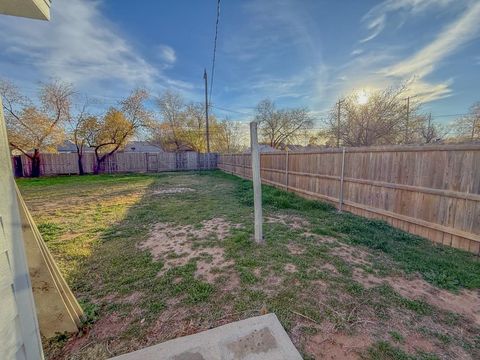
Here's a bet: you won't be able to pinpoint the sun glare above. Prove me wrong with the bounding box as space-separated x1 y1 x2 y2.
356 90 369 105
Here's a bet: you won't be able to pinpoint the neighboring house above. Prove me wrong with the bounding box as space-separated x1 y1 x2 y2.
57 140 94 153
124 141 164 153
56 140 164 154
279 144 326 152
243 144 280 154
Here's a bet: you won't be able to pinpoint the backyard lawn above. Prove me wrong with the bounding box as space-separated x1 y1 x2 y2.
17 171 480 360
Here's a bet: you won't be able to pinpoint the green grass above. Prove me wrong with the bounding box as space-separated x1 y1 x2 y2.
18 171 480 360
214 171 480 292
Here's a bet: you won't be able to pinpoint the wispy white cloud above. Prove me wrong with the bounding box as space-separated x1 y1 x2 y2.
157 45 176 64
384 2 480 78
361 0 456 43
0 0 191 96
330 1 480 105
376 2 480 102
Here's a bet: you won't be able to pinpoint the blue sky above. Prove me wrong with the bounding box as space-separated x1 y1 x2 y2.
0 0 479 125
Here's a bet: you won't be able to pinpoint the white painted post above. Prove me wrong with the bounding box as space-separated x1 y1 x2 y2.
250 122 264 244
338 147 346 212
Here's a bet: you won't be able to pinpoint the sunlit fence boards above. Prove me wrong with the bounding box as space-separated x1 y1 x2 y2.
219 144 480 254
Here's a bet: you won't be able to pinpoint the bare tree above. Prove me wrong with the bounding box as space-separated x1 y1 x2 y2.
324 86 420 147
453 102 480 142
255 99 313 148
1 79 73 176
213 118 245 153
418 113 449 144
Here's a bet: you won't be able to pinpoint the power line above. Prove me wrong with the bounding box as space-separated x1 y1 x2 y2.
209 0 221 105
210 105 252 116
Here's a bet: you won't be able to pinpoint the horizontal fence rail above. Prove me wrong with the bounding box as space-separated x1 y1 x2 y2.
218 144 480 255
13 152 218 177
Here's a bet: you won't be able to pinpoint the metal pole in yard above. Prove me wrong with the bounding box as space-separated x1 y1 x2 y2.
250 121 264 244
338 147 346 212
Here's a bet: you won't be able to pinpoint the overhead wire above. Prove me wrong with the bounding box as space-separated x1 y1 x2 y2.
208 0 221 106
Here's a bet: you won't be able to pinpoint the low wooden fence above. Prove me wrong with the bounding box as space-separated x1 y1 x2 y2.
14 152 218 177
218 144 480 254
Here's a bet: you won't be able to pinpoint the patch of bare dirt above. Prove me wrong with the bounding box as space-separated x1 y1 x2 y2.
284 263 297 273
304 232 338 245
91 313 131 340
402 334 436 354
138 218 240 283
120 291 143 305
58 309 141 360
322 263 339 274
287 243 305 255
153 187 194 195
353 268 480 325
266 214 310 230
329 243 372 267
306 329 373 360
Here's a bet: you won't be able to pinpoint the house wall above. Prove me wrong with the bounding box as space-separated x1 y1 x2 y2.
0 99 44 359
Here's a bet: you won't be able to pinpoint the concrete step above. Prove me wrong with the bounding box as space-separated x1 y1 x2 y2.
111 313 303 360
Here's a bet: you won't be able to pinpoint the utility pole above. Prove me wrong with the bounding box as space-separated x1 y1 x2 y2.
203 69 210 153
336 99 344 147
405 96 410 144
250 121 264 244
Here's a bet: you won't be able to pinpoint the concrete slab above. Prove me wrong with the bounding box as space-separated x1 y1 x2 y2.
111 314 303 360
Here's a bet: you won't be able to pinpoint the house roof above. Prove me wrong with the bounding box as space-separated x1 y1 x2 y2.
243 144 280 153
124 141 164 153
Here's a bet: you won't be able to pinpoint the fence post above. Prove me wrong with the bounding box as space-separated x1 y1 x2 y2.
250 122 264 244
285 150 289 191
243 154 246 178
338 147 346 212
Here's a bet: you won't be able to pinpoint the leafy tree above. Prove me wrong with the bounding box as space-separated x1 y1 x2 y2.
1 79 73 176
254 99 313 149
72 114 97 175
155 90 187 151
86 109 132 174
84 88 152 174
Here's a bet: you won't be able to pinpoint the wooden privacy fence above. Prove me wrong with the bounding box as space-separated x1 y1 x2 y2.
218 144 480 254
14 152 218 177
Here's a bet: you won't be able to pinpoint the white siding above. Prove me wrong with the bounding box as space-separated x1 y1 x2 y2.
0 99 43 359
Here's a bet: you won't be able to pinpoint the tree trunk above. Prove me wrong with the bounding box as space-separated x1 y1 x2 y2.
31 149 41 178
77 153 84 175
93 157 101 175
94 153 106 175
